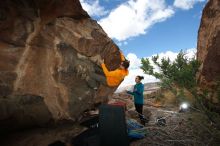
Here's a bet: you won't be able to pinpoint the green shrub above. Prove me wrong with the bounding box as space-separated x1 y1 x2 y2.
141 50 200 91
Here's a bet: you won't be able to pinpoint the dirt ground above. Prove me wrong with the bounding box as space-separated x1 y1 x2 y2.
124 98 220 146
1 93 220 146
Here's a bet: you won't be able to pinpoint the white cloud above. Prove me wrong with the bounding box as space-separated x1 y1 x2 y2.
173 0 206 10
149 48 196 72
81 0 206 42
150 48 196 63
185 48 197 58
80 0 108 17
117 48 197 89
126 53 141 69
98 0 174 41
152 51 178 62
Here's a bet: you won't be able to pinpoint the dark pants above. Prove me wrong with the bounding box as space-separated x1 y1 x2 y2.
135 104 143 120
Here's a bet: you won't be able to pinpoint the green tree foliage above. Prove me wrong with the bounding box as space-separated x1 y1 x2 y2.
141 51 220 126
141 50 200 91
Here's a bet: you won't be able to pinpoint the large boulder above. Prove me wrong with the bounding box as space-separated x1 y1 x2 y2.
0 0 122 130
197 0 220 102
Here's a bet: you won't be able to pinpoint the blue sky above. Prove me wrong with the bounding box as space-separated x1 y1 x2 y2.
120 4 204 57
80 0 207 88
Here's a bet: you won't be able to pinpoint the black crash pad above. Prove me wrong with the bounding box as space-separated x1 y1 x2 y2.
99 104 129 146
72 104 129 146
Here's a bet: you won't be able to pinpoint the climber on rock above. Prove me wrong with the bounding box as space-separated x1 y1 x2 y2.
88 50 129 89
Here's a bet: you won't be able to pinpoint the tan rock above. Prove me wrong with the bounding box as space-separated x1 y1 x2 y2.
197 0 220 89
0 0 122 130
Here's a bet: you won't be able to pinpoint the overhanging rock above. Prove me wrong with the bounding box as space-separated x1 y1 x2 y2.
0 0 122 130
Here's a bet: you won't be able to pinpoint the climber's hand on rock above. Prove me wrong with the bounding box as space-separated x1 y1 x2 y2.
90 55 102 65
100 59 104 64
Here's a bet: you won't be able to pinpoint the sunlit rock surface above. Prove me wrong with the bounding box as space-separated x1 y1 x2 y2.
0 0 122 131
197 0 220 100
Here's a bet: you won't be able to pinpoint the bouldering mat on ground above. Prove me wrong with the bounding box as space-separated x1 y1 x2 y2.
99 104 129 146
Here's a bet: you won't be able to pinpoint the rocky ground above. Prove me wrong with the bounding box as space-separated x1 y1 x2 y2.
130 104 220 146
112 91 220 146
1 90 220 146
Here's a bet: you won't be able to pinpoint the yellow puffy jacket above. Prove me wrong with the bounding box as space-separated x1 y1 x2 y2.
101 52 129 87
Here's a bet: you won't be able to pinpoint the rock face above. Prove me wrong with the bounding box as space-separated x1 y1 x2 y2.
0 0 122 131
197 0 220 95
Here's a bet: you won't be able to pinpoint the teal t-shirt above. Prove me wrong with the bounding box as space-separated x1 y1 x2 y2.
127 83 144 104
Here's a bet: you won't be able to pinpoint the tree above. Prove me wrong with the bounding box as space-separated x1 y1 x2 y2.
141 50 220 126
141 50 200 91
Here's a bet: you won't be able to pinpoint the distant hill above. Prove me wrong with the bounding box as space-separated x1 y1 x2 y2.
115 82 160 93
